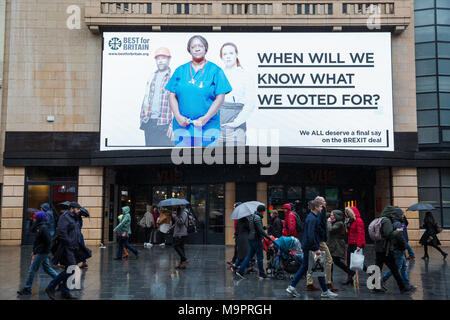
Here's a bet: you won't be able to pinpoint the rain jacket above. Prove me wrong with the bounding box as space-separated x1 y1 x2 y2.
282 204 298 238
374 205 402 254
32 216 52 255
392 208 407 251
114 206 132 234
327 210 346 258
41 203 55 236
248 211 270 241
346 206 366 248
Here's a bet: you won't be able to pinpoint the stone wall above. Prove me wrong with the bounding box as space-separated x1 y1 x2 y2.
0 167 24 245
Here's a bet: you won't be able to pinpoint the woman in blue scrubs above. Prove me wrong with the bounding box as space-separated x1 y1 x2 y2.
165 35 232 147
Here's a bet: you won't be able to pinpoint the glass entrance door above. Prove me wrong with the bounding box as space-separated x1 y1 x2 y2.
23 185 50 245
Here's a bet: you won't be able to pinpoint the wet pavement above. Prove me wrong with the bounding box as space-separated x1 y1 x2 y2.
1 244 449 300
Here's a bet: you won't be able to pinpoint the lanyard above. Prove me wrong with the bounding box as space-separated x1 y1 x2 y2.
189 60 207 87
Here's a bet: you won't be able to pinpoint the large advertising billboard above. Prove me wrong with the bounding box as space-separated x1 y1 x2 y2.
101 32 394 151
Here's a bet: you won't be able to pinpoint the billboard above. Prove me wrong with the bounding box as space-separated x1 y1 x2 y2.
101 32 393 151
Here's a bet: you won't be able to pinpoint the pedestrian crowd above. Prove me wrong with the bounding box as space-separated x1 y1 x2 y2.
229 196 448 298
16 197 447 300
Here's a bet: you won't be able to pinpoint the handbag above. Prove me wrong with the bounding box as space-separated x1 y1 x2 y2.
120 231 129 239
350 249 365 271
308 251 326 277
435 224 443 234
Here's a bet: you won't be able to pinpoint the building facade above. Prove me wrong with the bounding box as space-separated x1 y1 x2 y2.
0 0 449 247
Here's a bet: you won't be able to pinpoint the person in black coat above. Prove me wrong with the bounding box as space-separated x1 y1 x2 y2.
419 211 448 260
17 211 59 295
231 215 250 271
268 210 283 238
45 202 91 300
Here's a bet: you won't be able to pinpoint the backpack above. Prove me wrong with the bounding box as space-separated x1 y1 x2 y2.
368 217 385 241
184 209 198 234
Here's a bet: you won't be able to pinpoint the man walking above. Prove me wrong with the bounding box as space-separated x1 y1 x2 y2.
140 47 173 146
306 196 337 292
373 205 413 294
45 202 91 300
17 211 58 295
235 205 270 280
286 199 338 298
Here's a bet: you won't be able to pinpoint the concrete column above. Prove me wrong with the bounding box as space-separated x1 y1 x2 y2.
0 167 25 245
78 167 103 246
225 182 235 246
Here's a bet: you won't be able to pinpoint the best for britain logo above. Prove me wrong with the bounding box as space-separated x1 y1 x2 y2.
109 37 122 50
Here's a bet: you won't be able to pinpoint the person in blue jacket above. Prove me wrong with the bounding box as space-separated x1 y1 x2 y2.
286 199 338 298
165 35 232 147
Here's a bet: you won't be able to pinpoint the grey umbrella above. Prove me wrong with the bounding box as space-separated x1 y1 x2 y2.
230 201 265 220
158 198 190 207
406 203 435 211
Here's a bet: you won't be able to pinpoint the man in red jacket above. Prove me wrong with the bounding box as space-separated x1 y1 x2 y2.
282 204 298 238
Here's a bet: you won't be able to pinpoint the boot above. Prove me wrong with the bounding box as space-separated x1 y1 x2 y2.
327 283 339 292
421 254 429 260
306 284 320 291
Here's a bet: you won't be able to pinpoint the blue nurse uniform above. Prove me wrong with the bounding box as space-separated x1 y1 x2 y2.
165 61 232 147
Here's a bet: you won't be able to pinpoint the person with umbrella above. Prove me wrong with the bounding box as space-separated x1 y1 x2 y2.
230 202 250 272
419 211 448 260
171 205 190 269
235 204 270 280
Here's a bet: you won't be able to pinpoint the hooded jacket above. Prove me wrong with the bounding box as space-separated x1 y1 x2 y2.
282 204 298 238
346 206 366 248
374 205 401 253
41 203 56 235
114 206 132 234
392 208 407 251
32 212 52 254
248 211 269 241
327 210 346 258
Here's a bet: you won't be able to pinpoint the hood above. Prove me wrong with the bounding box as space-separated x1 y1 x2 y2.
345 207 356 221
381 205 396 219
41 203 50 211
122 206 130 215
393 207 404 222
34 211 48 223
282 203 292 211
332 209 344 222
351 206 361 218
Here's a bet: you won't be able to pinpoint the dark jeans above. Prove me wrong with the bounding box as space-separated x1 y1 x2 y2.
47 268 70 297
173 236 187 263
144 228 152 243
375 251 406 290
331 256 355 282
142 119 171 147
291 250 327 292
116 237 138 258
382 250 410 286
237 240 265 277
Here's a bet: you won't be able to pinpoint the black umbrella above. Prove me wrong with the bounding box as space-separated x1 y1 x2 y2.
80 207 90 217
59 201 71 208
406 203 435 211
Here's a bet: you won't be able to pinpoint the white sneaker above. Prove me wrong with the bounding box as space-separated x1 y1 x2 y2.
159 243 165 246
286 286 299 297
144 243 148 247
321 289 338 298
148 243 153 247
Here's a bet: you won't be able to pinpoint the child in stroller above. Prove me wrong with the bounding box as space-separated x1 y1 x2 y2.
263 236 304 280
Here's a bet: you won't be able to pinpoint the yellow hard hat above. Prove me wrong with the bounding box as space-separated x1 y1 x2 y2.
154 47 171 58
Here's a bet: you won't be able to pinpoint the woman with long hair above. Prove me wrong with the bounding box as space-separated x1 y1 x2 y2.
419 211 448 260
218 42 254 146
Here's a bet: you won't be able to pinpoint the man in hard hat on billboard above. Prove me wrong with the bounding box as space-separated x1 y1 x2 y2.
139 47 173 146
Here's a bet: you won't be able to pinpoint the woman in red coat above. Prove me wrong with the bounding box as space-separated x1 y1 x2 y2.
343 206 367 285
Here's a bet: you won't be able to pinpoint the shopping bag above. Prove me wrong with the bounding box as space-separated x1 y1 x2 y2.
350 249 365 271
308 251 326 277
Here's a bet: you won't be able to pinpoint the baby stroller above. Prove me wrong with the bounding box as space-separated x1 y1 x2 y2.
264 236 303 280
